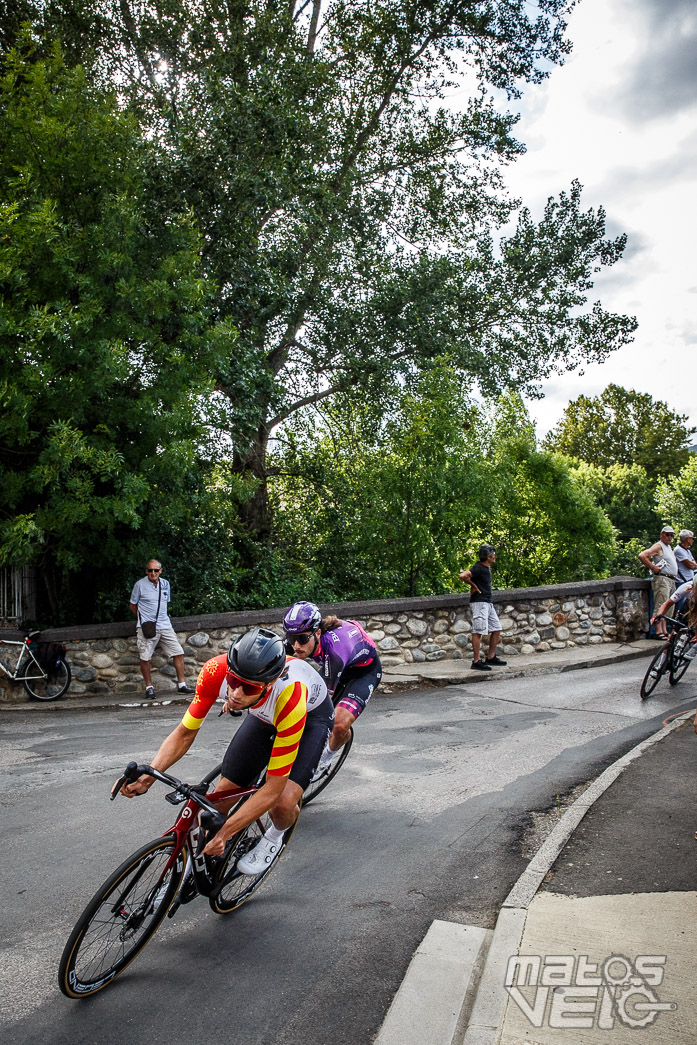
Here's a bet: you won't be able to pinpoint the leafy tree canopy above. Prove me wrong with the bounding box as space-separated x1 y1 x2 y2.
9 1 637 540
656 456 697 536
565 460 660 542
271 382 617 600
0 41 236 621
543 384 695 481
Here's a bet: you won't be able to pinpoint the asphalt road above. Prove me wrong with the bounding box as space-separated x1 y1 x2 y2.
2 658 695 1045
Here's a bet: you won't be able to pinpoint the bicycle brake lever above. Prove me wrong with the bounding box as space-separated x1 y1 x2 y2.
110 760 141 800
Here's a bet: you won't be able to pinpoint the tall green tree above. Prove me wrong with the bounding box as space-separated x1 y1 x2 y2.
543 384 695 481
461 394 617 587
566 460 660 542
22 1 637 541
272 362 485 598
0 43 235 622
656 456 697 534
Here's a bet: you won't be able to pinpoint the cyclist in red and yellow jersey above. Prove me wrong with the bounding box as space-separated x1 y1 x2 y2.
120 628 333 873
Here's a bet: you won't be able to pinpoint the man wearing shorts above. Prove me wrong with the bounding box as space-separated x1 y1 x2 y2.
462 544 507 672
129 559 192 698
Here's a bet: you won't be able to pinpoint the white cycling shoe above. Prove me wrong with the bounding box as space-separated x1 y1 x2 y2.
310 752 335 782
237 834 280 875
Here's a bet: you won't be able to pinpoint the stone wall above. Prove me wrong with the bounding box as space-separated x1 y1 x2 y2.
0 577 650 702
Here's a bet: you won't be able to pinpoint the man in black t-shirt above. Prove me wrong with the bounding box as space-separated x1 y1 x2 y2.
459 544 507 672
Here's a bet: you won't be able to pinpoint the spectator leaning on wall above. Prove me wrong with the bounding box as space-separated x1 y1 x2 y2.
638 526 678 639
460 544 507 672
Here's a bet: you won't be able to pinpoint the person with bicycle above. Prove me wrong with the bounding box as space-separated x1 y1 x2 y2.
119 627 333 873
653 580 697 655
282 602 381 777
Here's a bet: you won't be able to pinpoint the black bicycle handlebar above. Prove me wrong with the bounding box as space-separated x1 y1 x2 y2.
110 760 227 819
651 614 690 630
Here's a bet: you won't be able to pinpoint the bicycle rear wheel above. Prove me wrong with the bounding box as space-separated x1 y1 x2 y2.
59 835 184 998
302 727 354 807
669 633 693 685
23 659 71 701
640 647 669 699
209 812 298 915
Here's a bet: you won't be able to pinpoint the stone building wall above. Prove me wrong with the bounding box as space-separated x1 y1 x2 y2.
0 577 650 702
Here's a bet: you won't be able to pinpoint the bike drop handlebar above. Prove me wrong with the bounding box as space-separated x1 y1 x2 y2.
111 760 225 819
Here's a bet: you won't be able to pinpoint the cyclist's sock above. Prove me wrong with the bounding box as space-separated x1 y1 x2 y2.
263 824 285 846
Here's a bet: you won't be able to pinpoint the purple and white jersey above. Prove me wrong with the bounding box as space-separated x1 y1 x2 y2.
670 580 694 604
311 620 377 695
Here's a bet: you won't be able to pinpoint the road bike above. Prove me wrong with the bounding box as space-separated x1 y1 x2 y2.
58 760 297 999
640 615 695 699
0 630 71 700
302 725 354 806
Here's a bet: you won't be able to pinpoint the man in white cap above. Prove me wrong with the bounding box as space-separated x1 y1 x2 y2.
674 530 696 586
638 526 678 638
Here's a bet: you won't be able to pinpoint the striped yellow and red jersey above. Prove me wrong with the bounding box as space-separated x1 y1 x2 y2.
180 654 328 778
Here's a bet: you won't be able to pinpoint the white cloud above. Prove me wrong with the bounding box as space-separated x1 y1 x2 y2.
498 0 697 437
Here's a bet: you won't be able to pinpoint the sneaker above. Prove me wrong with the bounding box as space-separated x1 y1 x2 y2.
145 685 156 699
310 752 335 783
471 660 492 671
486 655 507 666
237 835 280 876
177 682 193 694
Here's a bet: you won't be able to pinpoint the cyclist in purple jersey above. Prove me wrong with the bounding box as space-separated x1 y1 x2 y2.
283 601 382 776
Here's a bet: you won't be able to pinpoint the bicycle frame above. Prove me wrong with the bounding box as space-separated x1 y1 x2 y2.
113 761 262 902
0 637 45 681
165 782 259 895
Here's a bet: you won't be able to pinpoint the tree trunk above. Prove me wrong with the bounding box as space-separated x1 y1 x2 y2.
235 423 272 542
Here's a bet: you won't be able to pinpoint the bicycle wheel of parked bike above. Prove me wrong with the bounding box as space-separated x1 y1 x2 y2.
669 633 692 686
640 647 670 700
59 835 184 998
302 727 354 807
23 659 71 701
209 811 298 916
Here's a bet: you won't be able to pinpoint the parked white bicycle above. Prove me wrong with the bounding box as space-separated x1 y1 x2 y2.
0 630 71 700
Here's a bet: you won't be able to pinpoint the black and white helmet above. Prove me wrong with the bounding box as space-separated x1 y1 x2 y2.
227 627 286 683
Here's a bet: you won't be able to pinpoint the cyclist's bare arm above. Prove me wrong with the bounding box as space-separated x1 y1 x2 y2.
118 723 197 797
202 774 288 856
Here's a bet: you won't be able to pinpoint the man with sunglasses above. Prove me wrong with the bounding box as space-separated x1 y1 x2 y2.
129 559 192 698
283 602 381 779
120 627 333 874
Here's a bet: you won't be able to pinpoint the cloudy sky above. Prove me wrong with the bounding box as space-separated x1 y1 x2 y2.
498 0 697 438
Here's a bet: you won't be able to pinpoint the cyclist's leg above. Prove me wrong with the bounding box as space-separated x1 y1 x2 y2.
329 660 381 751
212 715 274 813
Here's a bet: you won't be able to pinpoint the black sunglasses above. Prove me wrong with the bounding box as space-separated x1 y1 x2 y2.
284 631 314 645
147 568 161 573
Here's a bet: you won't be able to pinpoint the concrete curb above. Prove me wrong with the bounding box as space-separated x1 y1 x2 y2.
372 709 695 1045
460 710 694 1045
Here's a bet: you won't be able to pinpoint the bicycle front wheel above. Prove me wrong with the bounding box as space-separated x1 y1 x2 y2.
59 835 184 998
23 659 71 701
640 647 669 699
669 634 692 685
302 727 354 807
209 812 298 916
